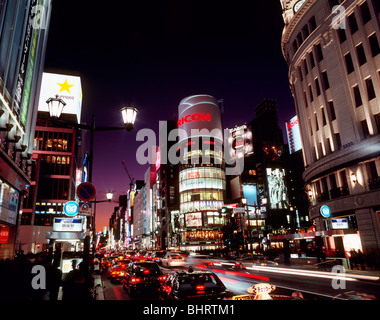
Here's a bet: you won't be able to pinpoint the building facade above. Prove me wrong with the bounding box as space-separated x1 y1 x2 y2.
281 0 380 260
178 95 226 251
0 0 52 259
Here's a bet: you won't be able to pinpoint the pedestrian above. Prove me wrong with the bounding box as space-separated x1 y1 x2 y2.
62 261 93 300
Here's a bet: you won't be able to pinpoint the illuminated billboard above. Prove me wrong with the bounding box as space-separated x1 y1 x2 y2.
242 184 258 207
227 125 254 160
178 95 223 142
286 116 302 154
266 168 289 210
185 212 202 228
38 73 83 123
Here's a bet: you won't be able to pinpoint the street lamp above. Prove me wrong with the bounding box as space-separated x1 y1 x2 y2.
46 96 138 274
46 95 66 118
106 191 113 201
121 105 139 132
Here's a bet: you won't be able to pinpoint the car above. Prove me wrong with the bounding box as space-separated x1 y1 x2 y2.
108 265 127 283
161 253 185 268
159 268 234 300
151 250 167 265
123 261 167 297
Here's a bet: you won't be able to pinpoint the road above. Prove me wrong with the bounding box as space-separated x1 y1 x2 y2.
100 258 380 300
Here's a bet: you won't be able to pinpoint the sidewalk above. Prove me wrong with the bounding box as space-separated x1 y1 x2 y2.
57 273 105 300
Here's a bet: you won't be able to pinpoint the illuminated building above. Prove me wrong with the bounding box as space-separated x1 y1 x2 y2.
178 95 226 251
228 99 294 251
18 73 85 254
0 1 52 259
281 0 380 260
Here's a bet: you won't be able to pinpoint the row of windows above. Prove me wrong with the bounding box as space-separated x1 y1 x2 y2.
180 190 224 203
310 160 379 204
34 132 73 152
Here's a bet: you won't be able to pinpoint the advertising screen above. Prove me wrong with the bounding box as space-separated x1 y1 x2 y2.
185 212 202 228
228 125 254 160
266 168 289 210
286 115 302 154
242 184 258 206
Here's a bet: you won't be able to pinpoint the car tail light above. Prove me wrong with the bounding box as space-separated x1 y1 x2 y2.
143 269 150 275
131 277 141 283
159 275 167 281
169 257 173 262
196 285 205 290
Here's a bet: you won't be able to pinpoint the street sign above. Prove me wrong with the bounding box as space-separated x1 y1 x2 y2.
320 205 331 218
63 201 79 217
77 182 96 202
79 202 92 216
234 208 246 213
53 218 83 232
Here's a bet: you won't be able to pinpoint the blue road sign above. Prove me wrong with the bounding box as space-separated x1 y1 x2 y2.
77 182 96 202
64 201 79 217
320 205 331 218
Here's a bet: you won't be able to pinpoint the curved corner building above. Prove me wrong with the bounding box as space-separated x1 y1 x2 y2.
281 0 380 258
178 95 226 251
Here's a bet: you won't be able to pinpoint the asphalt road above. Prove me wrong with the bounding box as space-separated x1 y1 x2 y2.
100 260 380 301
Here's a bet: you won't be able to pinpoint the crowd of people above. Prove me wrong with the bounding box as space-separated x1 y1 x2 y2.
0 252 93 300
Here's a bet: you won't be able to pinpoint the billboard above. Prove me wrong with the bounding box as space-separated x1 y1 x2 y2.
286 116 302 154
178 95 223 142
38 72 83 123
266 168 289 210
185 212 202 228
242 184 258 207
227 125 254 160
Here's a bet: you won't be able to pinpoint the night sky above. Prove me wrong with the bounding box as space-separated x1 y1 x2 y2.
43 0 295 232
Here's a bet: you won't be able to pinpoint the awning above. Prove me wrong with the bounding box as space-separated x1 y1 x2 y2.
46 232 86 240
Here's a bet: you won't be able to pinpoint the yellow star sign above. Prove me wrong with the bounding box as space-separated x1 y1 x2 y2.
57 79 75 93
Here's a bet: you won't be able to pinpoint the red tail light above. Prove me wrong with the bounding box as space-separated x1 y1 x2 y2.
169 257 173 262
196 285 205 290
143 269 150 275
159 275 167 281
131 277 141 283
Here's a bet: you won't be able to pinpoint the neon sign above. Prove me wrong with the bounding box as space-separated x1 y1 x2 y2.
178 113 211 127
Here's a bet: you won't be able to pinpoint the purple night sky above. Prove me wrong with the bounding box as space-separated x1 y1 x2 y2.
44 0 295 231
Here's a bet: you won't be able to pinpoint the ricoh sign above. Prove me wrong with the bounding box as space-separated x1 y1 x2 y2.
178 95 223 142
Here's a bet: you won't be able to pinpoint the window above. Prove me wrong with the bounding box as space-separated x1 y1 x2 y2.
356 43 367 66
297 32 303 46
315 78 321 96
375 113 380 133
309 84 314 101
353 85 363 107
328 0 340 10
302 24 310 39
303 60 308 75
309 51 315 68
337 28 347 43
365 78 376 100
304 91 308 106
321 71 330 90
308 118 313 136
328 101 336 121
369 33 380 57
293 40 298 54
315 113 319 131
348 14 358 34
309 16 317 32
335 133 342 149
345 53 355 74
315 43 323 62
361 120 370 138
321 107 327 126
360 1 371 24
367 161 379 179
